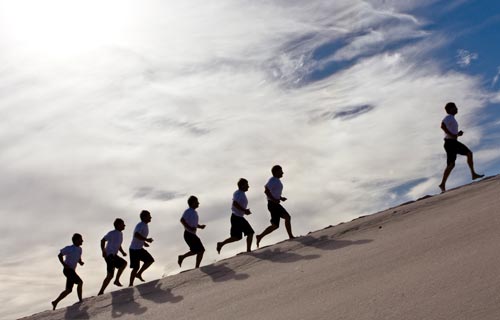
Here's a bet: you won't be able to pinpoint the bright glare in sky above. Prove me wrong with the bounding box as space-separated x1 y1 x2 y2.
1 0 134 55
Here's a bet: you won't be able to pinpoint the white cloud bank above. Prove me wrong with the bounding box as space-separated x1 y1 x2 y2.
1 0 499 318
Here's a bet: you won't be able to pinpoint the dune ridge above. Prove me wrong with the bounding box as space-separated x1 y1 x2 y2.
21 175 500 320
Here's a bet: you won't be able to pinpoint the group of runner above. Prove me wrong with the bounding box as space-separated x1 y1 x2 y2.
51 102 484 311
51 165 295 310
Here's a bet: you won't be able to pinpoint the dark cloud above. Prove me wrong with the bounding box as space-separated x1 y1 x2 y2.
310 104 375 122
134 187 185 201
153 118 211 136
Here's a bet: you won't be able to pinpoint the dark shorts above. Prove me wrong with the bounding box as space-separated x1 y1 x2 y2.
230 214 254 239
105 254 127 275
184 230 205 254
444 139 471 165
267 201 291 227
63 268 82 291
129 248 154 270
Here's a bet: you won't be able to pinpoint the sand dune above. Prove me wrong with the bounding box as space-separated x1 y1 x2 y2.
21 175 500 320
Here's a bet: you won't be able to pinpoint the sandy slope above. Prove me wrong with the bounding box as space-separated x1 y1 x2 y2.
22 175 500 320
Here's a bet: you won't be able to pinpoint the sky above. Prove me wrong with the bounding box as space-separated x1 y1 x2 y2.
1 0 499 318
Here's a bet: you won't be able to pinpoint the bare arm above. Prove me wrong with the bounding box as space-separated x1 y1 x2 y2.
134 232 153 243
119 246 127 256
100 238 107 257
265 187 286 202
180 218 197 233
441 121 463 138
232 200 251 215
58 253 69 269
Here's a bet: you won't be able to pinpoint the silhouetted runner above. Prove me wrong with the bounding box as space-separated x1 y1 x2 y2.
217 178 255 254
51 233 84 310
256 165 295 248
439 102 484 193
129 210 154 287
98 218 127 295
178 196 206 268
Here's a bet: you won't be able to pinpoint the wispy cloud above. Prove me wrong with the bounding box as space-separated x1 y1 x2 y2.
0 0 496 318
456 49 479 67
492 67 500 87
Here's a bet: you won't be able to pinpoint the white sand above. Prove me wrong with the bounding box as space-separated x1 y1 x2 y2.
21 175 500 320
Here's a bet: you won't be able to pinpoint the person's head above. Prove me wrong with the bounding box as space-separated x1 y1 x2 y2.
271 165 283 178
445 102 458 115
72 233 83 246
114 218 125 231
188 195 199 209
237 178 249 192
140 210 152 223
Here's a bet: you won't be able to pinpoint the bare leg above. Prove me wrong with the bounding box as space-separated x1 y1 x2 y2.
195 251 204 268
178 252 196 267
98 274 113 295
136 261 153 282
129 268 139 287
114 265 126 287
285 218 295 239
256 225 278 248
76 282 83 302
439 163 455 192
246 233 254 252
467 152 484 180
52 289 71 310
217 237 240 254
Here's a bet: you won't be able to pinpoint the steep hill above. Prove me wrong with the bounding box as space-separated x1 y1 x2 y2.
22 175 500 320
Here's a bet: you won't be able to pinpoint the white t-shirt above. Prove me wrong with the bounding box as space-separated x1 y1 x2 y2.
442 114 459 139
265 177 283 201
232 189 248 217
130 222 149 250
103 230 123 256
60 245 82 270
182 208 199 234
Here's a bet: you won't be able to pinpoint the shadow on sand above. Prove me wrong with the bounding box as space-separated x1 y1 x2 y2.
110 287 147 318
200 262 250 282
252 248 321 263
110 280 183 318
294 235 372 251
136 279 184 304
64 302 90 319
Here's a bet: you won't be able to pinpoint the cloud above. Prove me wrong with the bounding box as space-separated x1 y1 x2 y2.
456 49 479 67
0 1 497 318
492 67 500 87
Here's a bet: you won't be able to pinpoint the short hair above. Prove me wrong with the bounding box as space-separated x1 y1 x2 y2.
140 210 150 220
113 218 124 228
237 178 248 188
445 102 456 113
72 233 82 244
271 165 282 176
188 195 198 207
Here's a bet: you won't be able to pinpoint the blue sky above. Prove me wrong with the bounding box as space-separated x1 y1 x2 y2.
1 0 499 318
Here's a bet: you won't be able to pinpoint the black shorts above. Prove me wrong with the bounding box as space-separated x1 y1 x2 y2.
444 139 471 165
184 230 205 254
230 214 254 239
129 248 154 270
63 268 82 291
105 254 127 275
267 201 291 227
